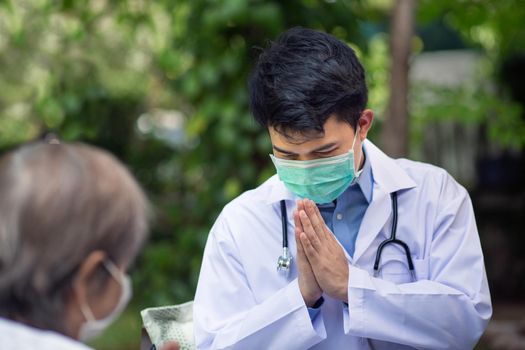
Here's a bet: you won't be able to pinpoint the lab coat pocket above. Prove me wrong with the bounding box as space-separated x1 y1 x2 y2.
412 256 429 281
376 254 429 284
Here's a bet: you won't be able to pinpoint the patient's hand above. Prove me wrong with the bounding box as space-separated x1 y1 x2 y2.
160 341 180 350
141 327 180 350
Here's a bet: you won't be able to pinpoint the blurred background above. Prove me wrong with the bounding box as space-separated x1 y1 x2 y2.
1 0 524 349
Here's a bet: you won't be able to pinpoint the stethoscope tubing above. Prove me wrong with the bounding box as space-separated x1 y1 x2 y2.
280 200 288 248
373 192 415 275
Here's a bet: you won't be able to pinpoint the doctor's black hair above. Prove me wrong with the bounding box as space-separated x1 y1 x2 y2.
249 27 368 138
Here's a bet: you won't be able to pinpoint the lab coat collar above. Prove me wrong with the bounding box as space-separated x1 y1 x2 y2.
265 175 298 205
355 143 373 203
363 139 417 193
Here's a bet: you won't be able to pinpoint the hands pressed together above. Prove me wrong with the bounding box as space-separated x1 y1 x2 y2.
293 199 350 306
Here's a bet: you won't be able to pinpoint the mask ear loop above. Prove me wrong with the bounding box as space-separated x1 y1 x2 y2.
79 259 124 322
80 299 96 322
351 125 361 151
351 125 364 178
102 259 131 306
103 259 132 305
103 259 124 283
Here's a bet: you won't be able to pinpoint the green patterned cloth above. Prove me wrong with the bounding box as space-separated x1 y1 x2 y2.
140 301 195 350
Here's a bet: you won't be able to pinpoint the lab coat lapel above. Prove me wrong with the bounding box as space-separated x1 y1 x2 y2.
352 185 391 261
352 140 417 262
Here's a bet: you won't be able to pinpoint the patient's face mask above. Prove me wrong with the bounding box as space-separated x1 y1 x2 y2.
78 260 132 341
271 127 362 204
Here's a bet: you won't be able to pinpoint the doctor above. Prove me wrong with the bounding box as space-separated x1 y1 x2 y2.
193 27 492 349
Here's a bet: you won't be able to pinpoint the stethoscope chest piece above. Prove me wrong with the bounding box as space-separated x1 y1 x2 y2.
277 247 292 274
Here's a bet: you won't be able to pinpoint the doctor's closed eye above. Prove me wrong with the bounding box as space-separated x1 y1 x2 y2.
276 149 338 160
314 148 339 157
275 151 298 160
309 143 340 157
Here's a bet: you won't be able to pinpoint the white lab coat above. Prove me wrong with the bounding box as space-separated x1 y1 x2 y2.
193 140 492 350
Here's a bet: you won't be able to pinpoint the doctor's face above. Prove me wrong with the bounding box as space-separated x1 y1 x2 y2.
269 111 373 166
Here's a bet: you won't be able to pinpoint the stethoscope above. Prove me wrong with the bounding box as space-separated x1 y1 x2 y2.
276 192 416 281
276 200 293 273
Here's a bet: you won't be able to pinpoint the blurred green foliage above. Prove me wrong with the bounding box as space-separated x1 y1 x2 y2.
410 60 525 154
0 1 524 349
413 0 525 152
418 0 525 59
0 0 376 308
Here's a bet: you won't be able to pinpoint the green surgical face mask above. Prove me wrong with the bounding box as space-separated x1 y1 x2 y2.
270 130 362 204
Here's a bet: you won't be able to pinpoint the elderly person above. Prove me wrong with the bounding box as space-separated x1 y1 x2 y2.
0 141 178 350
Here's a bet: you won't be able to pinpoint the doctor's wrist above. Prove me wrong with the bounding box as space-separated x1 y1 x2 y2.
302 291 323 307
310 296 324 309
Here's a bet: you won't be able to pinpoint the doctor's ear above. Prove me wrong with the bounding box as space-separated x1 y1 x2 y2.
357 109 374 140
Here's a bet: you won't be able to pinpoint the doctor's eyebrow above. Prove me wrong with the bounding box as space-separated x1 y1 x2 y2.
272 143 338 155
272 145 298 156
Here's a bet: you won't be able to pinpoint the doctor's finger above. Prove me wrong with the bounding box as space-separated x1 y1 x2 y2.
310 199 332 241
300 232 319 262
299 210 322 250
305 199 329 241
296 199 306 211
294 200 306 231
311 215 337 250
295 229 305 254
293 209 303 234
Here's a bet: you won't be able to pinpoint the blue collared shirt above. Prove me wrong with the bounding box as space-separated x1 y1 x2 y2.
308 144 373 318
318 144 373 256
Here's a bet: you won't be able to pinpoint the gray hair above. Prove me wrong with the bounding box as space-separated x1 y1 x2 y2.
0 141 150 333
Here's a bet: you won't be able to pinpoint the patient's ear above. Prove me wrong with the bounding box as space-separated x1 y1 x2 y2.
72 250 108 308
66 250 109 339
